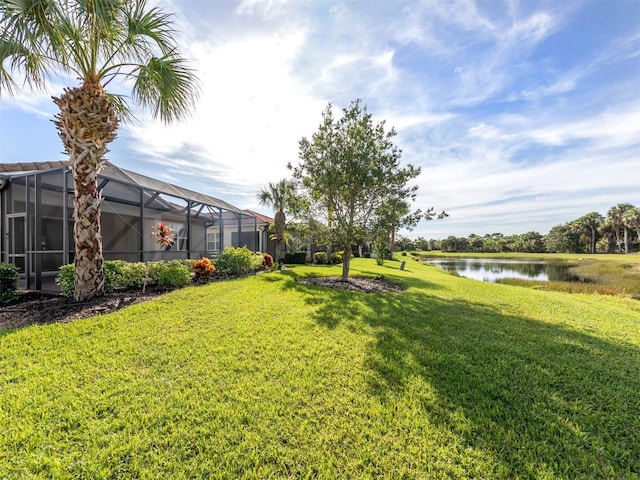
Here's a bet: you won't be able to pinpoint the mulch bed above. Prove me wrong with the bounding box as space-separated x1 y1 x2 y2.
0 290 167 331
297 276 405 293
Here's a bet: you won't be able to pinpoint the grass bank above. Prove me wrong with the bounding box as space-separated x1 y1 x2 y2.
1 258 639 478
417 251 640 298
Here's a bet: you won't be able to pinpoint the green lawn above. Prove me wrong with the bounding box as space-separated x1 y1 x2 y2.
1 258 639 478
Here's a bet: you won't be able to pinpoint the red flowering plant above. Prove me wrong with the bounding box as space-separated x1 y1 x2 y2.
262 252 274 269
152 222 175 249
192 257 216 283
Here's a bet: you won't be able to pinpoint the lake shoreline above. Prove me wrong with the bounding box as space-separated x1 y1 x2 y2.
413 251 640 299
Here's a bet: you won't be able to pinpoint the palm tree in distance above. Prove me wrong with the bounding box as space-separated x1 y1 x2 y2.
571 212 603 254
607 203 635 254
0 0 199 301
258 179 297 270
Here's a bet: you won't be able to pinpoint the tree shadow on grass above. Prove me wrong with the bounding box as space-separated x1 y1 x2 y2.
276 267 443 295
290 279 640 477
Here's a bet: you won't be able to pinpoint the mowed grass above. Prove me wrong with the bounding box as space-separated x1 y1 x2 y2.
1 258 639 478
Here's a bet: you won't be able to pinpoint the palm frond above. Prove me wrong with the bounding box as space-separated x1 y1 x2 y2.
106 92 135 122
1 0 198 122
131 53 199 123
124 0 176 56
0 0 64 91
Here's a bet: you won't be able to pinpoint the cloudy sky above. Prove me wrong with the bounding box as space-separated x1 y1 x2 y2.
1 0 639 240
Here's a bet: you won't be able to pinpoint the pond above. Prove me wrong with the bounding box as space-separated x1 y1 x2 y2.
426 258 583 283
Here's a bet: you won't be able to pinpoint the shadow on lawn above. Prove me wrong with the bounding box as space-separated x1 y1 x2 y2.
288 276 640 478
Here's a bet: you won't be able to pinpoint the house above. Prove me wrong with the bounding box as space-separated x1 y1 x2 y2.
0 161 260 291
242 209 275 258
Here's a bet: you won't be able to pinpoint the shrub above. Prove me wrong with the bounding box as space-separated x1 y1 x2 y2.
120 262 148 288
145 262 168 286
262 253 274 269
284 252 306 264
331 251 343 264
401 251 407 256
193 257 216 282
57 261 132 297
158 260 191 287
103 260 128 292
56 264 75 298
0 262 19 304
313 252 327 264
214 247 262 276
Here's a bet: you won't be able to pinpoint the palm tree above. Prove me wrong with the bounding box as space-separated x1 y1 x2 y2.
607 203 635 254
622 206 640 253
258 179 296 270
0 0 198 300
571 212 603 254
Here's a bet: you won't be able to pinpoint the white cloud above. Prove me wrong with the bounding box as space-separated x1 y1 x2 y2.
120 28 325 202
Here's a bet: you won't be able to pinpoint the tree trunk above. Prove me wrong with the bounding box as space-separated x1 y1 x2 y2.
53 82 118 301
274 210 285 269
624 226 629 254
389 227 396 256
341 244 352 280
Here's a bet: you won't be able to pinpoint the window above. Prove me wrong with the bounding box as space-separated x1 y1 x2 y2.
207 231 220 252
174 224 188 251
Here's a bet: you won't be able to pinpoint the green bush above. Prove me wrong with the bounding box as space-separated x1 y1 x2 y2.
0 262 19 304
145 262 168 286
158 260 191 287
120 262 148 288
214 247 262 276
103 260 128 292
56 264 75 298
284 252 307 264
55 260 193 297
331 251 343 264
313 252 327 264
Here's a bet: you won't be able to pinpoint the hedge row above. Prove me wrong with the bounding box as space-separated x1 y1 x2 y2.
55 247 268 298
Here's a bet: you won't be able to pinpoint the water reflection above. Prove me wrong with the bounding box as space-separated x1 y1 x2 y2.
427 258 582 283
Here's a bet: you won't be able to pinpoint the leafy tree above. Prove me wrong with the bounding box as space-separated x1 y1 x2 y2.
291 99 421 280
257 179 297 269
544 224 579 253
467 234 483 252
414 236 429 251
0 0 199 300
519 231 544 253
571 212 603 254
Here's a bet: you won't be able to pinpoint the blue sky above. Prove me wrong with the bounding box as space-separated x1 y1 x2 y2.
1 0 639 240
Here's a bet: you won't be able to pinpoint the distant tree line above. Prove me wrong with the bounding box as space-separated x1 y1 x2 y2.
396 203 640 254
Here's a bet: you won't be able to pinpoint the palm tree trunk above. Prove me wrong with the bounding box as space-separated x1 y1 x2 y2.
274 210 285 269
53 83 118 301
624 226 629 254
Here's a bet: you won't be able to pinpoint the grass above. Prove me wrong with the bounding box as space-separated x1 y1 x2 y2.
417 251 640 298
1 258 639 478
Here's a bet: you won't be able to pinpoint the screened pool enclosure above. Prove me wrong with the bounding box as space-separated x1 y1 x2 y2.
0 162 259 291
